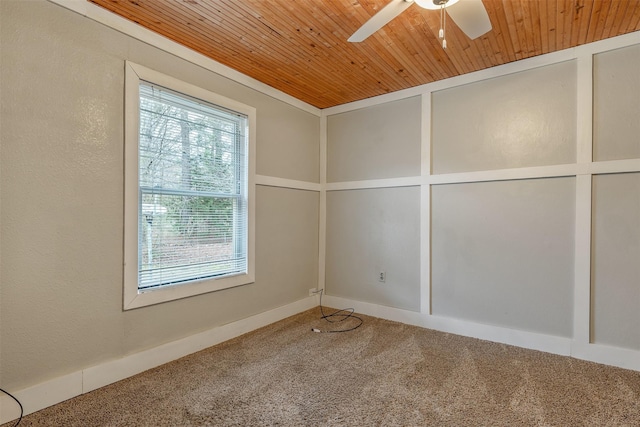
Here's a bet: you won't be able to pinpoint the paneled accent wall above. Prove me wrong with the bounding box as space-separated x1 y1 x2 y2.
323 33 640 371
589 42 640 351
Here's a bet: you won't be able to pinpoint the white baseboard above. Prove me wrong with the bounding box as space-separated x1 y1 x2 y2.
323 295 425 326
422 314 572 356
572 341 640 372
5 295 639 424
323 295 640 373
0 297 317 425
323 295 572 356
1 371 83 424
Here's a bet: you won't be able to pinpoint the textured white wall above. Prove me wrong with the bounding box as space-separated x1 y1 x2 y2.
257 103 320 182
327 96 421 182
325 187 421 311
432 61 577 174
593 44 640 162
431 178 575 336
0 0 319 390
592 173 640 350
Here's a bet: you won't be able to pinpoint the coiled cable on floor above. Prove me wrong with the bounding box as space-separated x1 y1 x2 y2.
312 289 363 333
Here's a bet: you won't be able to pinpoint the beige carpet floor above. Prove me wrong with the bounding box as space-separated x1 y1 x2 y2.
5 307 640 426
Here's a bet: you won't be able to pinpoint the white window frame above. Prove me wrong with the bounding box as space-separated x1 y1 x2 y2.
124 61 255 310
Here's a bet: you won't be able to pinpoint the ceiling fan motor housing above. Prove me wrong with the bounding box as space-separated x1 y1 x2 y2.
350 0 490 43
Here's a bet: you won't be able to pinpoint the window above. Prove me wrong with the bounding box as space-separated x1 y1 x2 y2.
124 62 255 309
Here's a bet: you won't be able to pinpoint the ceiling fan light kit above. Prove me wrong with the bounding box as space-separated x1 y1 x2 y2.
414 0 460 10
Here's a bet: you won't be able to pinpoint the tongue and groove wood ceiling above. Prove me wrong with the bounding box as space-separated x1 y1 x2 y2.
88 0 640 109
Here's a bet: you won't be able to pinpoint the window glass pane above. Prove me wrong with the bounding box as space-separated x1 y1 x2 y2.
138 82 248 289
139 83 246 195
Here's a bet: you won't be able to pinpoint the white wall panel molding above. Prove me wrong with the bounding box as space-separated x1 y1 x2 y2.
420 93 431 315
319 158 640 192
573 51 594 345
47 0 321 117
0 297 317 425
317 159 640 193
321 163 640 191
318 115 328 292
575 30 640 57
326 176 422 191
428 163 581 185
255 175 321 192
590 158 640 175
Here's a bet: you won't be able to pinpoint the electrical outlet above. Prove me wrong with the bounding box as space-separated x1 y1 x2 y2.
378 271 386 283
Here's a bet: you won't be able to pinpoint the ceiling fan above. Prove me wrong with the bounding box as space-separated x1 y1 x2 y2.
348 0 492 48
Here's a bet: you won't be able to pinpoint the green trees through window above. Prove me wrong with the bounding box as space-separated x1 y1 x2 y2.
138 82 248 289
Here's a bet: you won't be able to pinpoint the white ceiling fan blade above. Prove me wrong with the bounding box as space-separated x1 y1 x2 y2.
348 0 414 43
446 0 492 40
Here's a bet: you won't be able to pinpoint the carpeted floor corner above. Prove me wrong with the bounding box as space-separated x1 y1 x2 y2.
5 307 640 426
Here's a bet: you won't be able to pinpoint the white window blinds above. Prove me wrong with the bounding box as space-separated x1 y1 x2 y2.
138 82 248 290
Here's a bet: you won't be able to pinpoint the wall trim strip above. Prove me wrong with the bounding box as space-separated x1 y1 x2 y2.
255 175 322 192
323 160 640 192
326 176 422 191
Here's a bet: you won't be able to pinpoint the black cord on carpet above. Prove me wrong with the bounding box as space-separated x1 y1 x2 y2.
0 386 23 427
311 289 363 333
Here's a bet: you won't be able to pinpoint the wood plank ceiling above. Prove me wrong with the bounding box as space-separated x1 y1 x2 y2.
88 0 640 109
